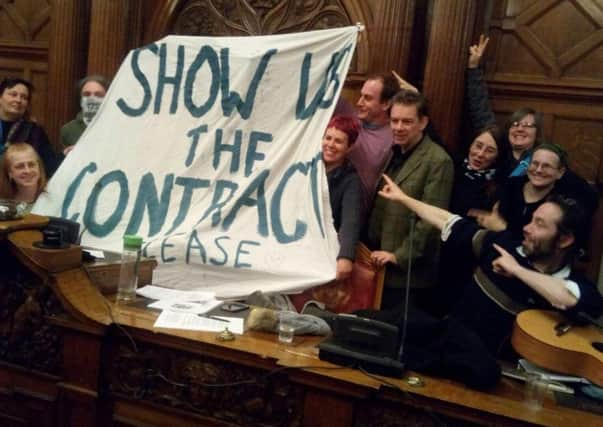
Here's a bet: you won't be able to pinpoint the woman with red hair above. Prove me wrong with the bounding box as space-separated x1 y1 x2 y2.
322 115 363 281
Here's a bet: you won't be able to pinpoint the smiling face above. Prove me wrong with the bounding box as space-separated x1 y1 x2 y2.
0 83 29 121
508 113 537 155
389 103 428 151
521 202 563 259
356 79 389 125
468 131 498 170
527 148 564 189
6 146 41 192
322 127 351 169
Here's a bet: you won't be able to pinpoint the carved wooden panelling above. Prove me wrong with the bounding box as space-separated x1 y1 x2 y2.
170 0 366 75
0 251 64 375
108 340 305 426
0 0 51 43
173 0 351 36
489 0 603 84
0 0 51 126
553 117 603 183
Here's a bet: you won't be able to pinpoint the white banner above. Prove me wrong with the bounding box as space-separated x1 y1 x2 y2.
34 27 358 298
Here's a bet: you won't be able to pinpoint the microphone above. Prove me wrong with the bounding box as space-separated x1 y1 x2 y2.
397 212 416 361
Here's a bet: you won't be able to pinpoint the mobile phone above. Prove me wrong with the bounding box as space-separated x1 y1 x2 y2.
221 302 249 313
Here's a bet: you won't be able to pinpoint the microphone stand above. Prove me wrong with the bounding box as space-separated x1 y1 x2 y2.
397 213 416 362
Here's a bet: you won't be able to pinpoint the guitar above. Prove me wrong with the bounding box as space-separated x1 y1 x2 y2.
511 309 603 387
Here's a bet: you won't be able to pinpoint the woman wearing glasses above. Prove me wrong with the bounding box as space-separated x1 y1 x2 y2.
475 144 596 250
467 36 543 177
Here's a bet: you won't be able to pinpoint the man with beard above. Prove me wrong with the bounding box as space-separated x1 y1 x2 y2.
378 177 603 354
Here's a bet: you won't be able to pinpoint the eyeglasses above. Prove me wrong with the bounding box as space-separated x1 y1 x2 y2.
528 161 558 172
511 121 536 129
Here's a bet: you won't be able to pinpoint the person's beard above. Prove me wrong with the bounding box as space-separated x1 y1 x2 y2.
523 232 560 262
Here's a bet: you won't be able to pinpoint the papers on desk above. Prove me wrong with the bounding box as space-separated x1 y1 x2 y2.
137 285 215 302
148 299 223 314
138 285 244 334
154 311 245 334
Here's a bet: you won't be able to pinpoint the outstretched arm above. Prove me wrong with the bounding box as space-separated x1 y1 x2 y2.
378 174 454 231
491 244 578 309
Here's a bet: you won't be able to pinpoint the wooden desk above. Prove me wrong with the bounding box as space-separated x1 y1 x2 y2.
0 218 601 427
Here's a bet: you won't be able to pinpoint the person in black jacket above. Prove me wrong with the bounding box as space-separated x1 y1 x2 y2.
322 115 363 281
0 77 60 176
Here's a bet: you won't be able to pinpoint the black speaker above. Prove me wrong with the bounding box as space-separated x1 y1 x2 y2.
44 217 80 244
318 314 404 377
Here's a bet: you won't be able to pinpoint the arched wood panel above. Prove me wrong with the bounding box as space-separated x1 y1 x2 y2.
143 0 416 94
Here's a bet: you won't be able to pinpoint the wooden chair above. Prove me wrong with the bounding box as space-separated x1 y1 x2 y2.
290 243 385 313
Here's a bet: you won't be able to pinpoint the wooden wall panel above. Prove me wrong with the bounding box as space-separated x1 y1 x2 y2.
482 0 603 280
0 0 51 129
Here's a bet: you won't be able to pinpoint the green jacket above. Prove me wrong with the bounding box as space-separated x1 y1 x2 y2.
368 134 454 289
60 112 86 147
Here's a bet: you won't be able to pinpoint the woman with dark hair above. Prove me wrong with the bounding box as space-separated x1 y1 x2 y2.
322 114 363 281
467 36 543 177
0 142 47 207
0 77 60 176
450 124 509 216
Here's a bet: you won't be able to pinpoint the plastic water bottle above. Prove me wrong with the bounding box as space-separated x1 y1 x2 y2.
116 235 143 302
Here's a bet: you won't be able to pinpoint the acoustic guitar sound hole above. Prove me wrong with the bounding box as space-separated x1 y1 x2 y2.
592 342 603 353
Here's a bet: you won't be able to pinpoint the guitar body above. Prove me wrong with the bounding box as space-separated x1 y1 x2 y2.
511 309 603 387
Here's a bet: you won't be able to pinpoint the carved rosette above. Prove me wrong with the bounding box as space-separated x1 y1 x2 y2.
110 341 304 426
0 253 64 374
173 0 350 36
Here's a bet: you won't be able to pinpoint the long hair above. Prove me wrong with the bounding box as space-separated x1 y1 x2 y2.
0 142 47 200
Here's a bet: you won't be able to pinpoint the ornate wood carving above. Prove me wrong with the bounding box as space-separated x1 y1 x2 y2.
108 340 304 426
171 0 350 36
0 251 64 375
144 0 417 85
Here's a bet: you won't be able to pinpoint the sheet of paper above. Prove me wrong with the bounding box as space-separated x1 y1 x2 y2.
519 359 590 384
85 249 105 259
137 285 215 302
153 311 244 334
148 299 223 314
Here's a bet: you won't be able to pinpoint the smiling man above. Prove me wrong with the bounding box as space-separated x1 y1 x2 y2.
336 73 398 210
378 178 603 355
366 90 453 310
